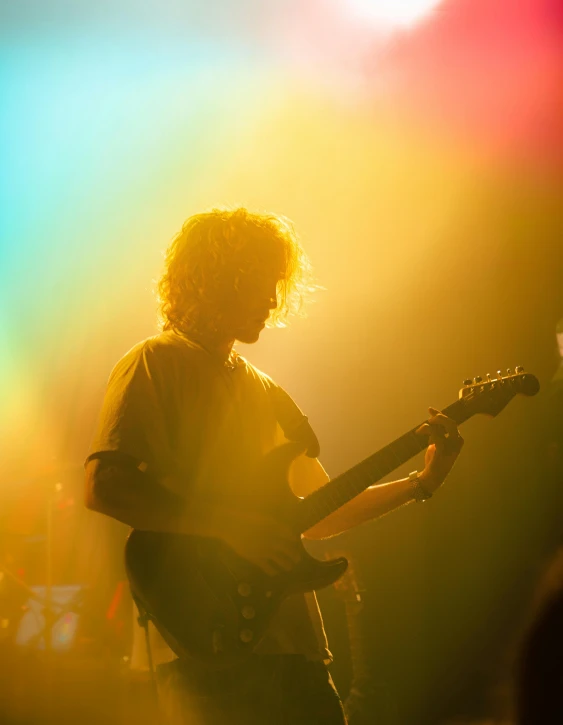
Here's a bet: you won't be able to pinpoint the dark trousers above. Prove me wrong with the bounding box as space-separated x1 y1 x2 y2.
157 654 347 725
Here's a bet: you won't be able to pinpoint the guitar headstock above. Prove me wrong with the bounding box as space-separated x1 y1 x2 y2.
459 366 540 417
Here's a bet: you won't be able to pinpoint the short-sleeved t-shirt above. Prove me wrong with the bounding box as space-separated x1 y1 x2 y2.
87 330 331 666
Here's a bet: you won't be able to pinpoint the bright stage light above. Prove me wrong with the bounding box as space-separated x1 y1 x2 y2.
345 0 443 27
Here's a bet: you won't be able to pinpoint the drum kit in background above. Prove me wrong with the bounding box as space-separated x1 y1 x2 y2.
0 466 142 724
0 465 131 659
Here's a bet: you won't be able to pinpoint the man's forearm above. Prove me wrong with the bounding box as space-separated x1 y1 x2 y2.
304 477 415 539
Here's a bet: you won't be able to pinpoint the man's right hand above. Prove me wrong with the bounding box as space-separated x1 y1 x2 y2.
217 510 302 577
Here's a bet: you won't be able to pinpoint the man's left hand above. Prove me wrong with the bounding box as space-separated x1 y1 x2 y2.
416 407 464 494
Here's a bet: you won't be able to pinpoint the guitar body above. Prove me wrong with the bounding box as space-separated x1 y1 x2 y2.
125 443 348 670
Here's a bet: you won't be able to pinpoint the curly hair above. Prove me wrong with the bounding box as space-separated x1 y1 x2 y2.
157 207 314 335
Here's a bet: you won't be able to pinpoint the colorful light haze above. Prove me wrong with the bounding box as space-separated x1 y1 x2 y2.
1 1 562 720
345 0 443 26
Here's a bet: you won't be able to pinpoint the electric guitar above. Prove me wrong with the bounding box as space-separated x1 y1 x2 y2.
125 368 539 669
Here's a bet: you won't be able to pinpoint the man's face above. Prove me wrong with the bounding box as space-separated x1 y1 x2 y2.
221 261 282 344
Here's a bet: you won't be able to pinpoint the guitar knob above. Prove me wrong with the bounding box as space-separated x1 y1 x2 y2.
241 605 256 620
463 379 472 386
237 583 252 597
240 629 254 643
474 376 482 384
515 365 524 373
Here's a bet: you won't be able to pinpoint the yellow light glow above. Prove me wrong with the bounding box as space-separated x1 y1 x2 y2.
346 0 443 27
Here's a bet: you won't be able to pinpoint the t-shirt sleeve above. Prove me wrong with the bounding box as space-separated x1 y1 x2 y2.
86 342 176 478
269 383 329 496
268 383 321 458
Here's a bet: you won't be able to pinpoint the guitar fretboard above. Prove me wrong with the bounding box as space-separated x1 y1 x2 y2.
297 397 471 533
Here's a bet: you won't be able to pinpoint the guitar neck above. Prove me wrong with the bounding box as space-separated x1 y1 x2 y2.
297 396 472 533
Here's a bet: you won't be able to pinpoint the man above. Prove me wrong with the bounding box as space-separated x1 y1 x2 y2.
84 207 463 724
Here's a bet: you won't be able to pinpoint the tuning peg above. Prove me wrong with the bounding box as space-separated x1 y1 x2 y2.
497 370 503 380
515 365 524 373
474 376 482 383
486 373 492 381
506 368 513 375
463 379 472 386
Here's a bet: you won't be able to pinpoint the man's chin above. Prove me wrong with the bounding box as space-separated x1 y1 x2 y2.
235 327 263 345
